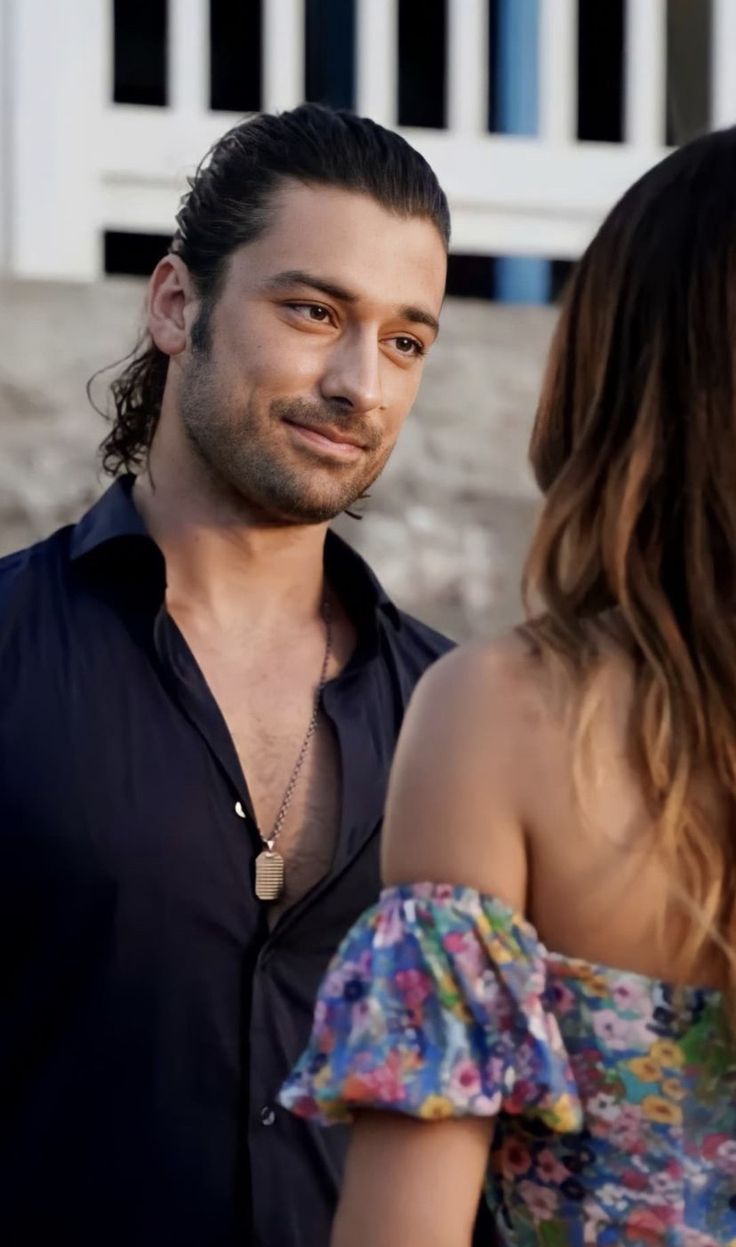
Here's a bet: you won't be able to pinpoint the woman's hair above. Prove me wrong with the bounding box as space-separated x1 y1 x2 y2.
523 126 736 1001
98 103 450 475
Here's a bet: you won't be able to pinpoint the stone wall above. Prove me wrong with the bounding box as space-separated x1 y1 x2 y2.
0 278 555 640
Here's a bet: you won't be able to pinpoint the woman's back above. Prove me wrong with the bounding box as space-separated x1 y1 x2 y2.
508 635 727 991
501 641 736 1241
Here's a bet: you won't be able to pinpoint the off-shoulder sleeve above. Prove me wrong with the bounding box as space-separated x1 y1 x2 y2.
279 883 582 1131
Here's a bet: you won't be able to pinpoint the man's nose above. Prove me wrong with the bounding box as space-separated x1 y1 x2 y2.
320 329 383 414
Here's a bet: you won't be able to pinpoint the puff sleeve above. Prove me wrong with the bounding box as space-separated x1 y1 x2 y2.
280 883 582 1133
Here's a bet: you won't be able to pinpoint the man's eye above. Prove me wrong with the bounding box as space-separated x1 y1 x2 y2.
288 303 331 323
392 336 425 357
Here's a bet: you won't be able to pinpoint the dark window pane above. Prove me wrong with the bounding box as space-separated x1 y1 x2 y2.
113 0 167 106
306 0 355 109
667 0 711 145
104 232 172 277
577 0 625 141
398 0 447 128
446 255 495 299
210 0 262 112
551 258 575 302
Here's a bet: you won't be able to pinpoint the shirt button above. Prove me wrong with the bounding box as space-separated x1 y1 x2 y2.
235 801 246 818
260 1106 276 1127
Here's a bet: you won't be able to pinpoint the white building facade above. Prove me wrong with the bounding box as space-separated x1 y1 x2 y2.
1 0 736 284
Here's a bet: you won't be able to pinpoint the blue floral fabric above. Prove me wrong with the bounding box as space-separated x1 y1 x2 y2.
280 883 736 1246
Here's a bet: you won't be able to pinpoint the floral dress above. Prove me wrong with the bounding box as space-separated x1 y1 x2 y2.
279 883 736 1246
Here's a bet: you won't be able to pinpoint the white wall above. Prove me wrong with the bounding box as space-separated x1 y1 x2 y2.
3 0 735 281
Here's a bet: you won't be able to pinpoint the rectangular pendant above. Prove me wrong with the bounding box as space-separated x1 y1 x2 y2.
254 848 285 902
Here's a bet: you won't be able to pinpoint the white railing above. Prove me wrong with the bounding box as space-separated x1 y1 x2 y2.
1 0 735 282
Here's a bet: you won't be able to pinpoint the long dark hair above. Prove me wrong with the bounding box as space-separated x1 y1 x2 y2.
98 104 450 475
523 126 736 1001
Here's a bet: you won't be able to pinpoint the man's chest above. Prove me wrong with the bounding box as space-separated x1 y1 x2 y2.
0 587 401 930
191 652 342 916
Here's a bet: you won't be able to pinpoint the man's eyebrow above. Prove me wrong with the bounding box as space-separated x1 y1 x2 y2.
264 270 358 304
265 269 440 337
399 304 440 336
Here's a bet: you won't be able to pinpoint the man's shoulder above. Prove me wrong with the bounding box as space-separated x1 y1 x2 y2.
392 608 455 659
372 606 455 710
0 526 73 608
326 530 455 674
381 606 455 689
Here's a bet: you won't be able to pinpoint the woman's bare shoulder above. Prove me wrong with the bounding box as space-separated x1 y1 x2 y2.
407 628 555 741
381 630 552 905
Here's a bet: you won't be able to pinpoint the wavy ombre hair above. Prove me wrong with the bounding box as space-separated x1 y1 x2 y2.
523 127 736 999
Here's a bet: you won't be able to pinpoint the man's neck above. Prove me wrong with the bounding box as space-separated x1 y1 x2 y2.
133 462 329 636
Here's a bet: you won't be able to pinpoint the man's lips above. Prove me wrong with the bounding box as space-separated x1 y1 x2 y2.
283 419 367 461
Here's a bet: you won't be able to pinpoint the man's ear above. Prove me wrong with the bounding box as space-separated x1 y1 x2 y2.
147 255 199 358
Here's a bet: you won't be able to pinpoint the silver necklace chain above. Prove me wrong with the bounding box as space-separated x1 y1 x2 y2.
262 601 332 852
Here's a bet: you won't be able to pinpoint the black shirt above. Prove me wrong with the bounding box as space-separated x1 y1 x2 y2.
0 476 454 1247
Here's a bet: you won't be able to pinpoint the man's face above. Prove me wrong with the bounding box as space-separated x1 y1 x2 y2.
173 181 447 522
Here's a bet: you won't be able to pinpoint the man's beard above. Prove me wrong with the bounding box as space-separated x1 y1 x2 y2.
178 348 392 524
